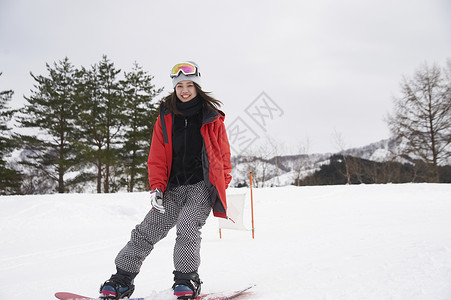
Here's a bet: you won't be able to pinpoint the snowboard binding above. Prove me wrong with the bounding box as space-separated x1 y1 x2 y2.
99 273 135 300
172 271 202 299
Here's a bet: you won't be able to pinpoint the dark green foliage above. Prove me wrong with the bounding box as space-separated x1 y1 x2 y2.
17 58 78 193
299 154 451 186
438 165 451 183
74 57 162 193
119 62 161 192
0 72 22 194
74 56 124 193
12 56 162 194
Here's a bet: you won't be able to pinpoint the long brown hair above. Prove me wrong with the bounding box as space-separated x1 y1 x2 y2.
163 83 223 115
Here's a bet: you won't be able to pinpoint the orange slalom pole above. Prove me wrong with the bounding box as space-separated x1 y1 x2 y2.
250 172 255 239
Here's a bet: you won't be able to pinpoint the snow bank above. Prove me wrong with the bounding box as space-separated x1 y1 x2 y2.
1 184 451 299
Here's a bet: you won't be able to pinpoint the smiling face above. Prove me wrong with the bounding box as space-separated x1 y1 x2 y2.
175 80 197 102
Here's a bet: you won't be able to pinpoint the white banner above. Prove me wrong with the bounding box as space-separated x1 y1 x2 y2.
218 190 249 231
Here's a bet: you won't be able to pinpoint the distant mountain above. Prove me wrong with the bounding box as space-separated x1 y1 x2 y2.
340 138 400 162
230 137 403 187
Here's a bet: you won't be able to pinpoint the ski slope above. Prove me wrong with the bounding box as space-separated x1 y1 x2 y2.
1 184 451 300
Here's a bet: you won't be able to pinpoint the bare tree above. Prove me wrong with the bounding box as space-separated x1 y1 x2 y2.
292 139 310 186
332 130 351 184
242 141 277 187
240 148 263 188
266 136 283 186
387 62 451 182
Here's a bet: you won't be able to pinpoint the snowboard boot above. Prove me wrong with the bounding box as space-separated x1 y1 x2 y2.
99 273 135 299
172 271 202 299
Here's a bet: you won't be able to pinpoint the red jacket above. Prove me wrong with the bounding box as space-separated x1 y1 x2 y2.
147 104 232 218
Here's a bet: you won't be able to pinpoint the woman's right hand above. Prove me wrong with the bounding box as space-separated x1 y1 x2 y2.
150 189 165 213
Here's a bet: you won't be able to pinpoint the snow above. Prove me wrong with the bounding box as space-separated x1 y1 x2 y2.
1 184 451 299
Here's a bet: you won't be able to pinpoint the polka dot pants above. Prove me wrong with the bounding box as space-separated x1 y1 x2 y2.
115 181 212 275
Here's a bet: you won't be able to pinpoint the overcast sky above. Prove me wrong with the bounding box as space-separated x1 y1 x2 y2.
1 0 451 155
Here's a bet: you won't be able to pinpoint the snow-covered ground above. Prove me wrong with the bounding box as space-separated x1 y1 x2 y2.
1 184 451 300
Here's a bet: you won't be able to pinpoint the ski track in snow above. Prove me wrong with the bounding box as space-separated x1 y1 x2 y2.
1 184 451 299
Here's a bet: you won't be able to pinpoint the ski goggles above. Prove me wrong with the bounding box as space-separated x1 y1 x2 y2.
170 62 199 78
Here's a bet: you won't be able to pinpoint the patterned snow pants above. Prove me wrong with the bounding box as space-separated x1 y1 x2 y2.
115 181 212 275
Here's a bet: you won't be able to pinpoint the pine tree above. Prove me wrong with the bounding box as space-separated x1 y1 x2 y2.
120 62 162 192
74 55 124 193
18 58 78 193
0 72 22 194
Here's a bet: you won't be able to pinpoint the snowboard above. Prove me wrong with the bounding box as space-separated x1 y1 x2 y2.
55 285 254 300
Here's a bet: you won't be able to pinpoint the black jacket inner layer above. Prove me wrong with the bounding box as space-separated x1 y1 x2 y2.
168 97 204 188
